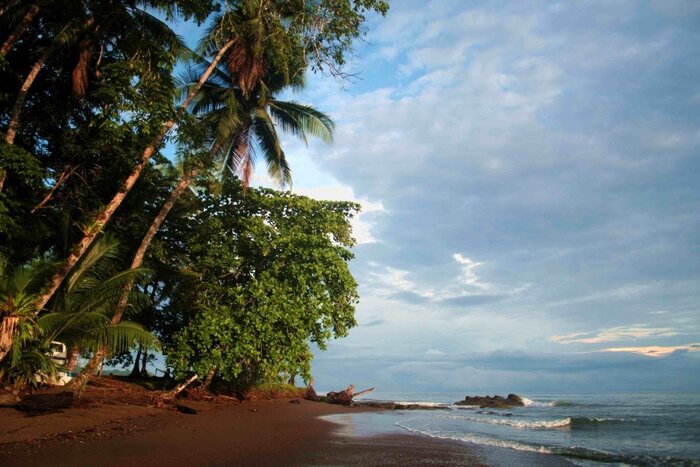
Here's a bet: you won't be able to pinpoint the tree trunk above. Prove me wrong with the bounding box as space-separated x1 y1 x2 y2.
76 166 201 381
0 316 20 364
0 0 22 18
202 366 217 391
67 347 106 392
32 40 235 317
4 43 52 145
0 2 40 58
140 348 148 377
130 344 142 377
161 374 198 401
5 16 96 145
65 344 79 371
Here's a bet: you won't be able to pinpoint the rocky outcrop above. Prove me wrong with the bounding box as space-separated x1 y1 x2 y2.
454 394 524 408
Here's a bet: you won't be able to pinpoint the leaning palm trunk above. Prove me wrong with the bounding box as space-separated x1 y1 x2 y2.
4 16 94 145
0 316 20 363
73 164 203 386
65 344 79 372
0 2 41 58
4 40 54 145
33 40 235 320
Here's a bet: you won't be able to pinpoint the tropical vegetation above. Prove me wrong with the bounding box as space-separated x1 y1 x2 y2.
0 0 388 393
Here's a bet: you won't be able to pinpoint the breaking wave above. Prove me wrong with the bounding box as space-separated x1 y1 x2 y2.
395 423 699 466
437 414 631 429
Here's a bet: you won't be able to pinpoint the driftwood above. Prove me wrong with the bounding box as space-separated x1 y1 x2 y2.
153 374 198 407
305 383 375 406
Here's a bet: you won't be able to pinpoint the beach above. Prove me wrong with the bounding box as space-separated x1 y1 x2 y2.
0 392 572 466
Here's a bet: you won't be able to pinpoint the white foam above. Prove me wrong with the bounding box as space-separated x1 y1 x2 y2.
438 414 571 429
395 423 553 454
394 401 449 408
521 397 555 407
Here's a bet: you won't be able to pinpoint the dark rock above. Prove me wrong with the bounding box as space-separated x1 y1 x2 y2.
454 394 524 409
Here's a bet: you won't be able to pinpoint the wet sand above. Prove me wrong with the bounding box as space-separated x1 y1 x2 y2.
0 398 572 466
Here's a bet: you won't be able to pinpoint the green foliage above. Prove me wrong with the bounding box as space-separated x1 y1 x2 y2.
0 0 384 388
39 236 160 354
167 183 360 388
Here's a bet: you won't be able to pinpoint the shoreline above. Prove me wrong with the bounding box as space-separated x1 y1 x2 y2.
0 395 574 466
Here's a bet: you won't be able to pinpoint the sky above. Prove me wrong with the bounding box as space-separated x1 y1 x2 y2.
174 0 700 393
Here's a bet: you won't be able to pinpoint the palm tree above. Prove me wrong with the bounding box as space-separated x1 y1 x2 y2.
38 236 158 373
28 11 243 315
4 2 188 145
0 236 157 387
0 258 53 364
72 52 335 386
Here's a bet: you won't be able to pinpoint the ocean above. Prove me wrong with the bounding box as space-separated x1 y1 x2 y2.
323 392 700 466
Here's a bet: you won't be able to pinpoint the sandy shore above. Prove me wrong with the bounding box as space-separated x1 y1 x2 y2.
0 396 572 466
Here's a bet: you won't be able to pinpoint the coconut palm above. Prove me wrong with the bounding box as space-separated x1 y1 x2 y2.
27 7 245 315
72 50 334 386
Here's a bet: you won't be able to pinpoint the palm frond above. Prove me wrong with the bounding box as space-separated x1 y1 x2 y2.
268 100 334 144
252 110 291 188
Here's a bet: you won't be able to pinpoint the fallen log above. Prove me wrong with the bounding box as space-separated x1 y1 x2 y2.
19 391 73 411
322 385 374 406
162 374 198 401
153 374 198 407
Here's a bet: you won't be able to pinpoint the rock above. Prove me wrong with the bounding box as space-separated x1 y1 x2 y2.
454 394 524 409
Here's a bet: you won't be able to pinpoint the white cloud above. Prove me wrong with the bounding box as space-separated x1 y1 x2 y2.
603 343 700 358
294 184 385 244
452 253 489 290
551 325 680 344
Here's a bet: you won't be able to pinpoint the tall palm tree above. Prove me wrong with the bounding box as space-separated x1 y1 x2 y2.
72 54 334 387
27 7 254 316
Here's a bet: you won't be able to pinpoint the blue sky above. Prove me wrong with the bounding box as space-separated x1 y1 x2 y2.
173 0 700 392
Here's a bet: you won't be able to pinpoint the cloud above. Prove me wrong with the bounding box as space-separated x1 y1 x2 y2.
294 184 385 244
551 326 680 344
603 343 700 358
293 1 700 391
362 319 386 327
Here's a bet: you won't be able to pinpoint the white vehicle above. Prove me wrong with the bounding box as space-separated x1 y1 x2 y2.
34 341 74 386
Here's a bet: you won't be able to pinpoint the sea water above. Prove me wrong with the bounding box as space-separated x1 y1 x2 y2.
325 392 700 466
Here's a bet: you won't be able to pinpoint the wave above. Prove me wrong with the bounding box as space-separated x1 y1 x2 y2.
521 397 580 407
393 401 449 408
439 415 572 429
550 400 576 407
396 422 554 454
395 423 700 466
438 414 631 429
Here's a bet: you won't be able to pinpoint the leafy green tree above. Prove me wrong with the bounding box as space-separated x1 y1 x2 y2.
168 183 359 389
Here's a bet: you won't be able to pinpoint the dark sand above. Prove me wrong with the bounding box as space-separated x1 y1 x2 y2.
1 397 572 466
